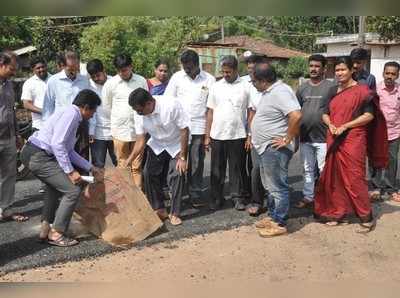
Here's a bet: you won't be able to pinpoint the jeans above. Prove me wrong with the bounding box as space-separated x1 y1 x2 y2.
371 137 400 194
300 142 327 201
250 148 266 206
259 146 293 226
90 139 117 168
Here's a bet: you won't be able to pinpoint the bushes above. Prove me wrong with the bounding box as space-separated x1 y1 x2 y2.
271 56 308 81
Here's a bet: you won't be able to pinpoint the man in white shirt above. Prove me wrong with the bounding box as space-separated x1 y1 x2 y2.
21 57 51 132
205 55 250 211
165 50 215 207
102 54 148 188
42 51 90 162
21 56 51 194
86 59 117 168
125 88 190 226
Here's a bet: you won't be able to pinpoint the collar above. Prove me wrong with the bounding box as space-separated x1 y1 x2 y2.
356 69 370 80
379 81 400 94
263 80 282 94
33 73 50 82
150 97 161 116
117 73 135 83
184 70 206 81
59 70 82 82
223 75 241 85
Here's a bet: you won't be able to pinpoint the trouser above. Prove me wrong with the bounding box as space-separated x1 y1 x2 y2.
143 148 185 216
259 146 293 226
210 138 247 203
75 119 90 161
21 143 82 233
187 134 205 200
90 139 118 168
371 137 400 194
0 138 17 212
250 148 265 206
242 149 252 197
299 142 327 201
113 138 143 189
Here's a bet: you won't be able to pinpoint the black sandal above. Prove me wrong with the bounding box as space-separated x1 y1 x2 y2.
48 235 79 247
357 220 376 234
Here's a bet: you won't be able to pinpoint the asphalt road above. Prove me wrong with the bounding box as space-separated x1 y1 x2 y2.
0 151 333 274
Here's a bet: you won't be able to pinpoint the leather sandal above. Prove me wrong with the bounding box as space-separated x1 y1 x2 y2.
48 234 79 247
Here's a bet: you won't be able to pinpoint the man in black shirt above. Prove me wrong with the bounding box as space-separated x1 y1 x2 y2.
296 54 337 208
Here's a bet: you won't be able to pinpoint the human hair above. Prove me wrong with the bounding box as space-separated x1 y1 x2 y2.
55 52 66 66
350 48 369 61
220 55 238 70
113 54 132 70
308 54 327 67
129 88 154 108
155 58 169 69
384 61 400 72
0 51 17 65
86 59 104 76
246 54 268 64
180 49 199 66
334 56 353 70
253 63 277 83
30 56 47 69
64 50 80 62
72 89 101 109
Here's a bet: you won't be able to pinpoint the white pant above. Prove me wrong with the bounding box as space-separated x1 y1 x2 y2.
300 142 327 201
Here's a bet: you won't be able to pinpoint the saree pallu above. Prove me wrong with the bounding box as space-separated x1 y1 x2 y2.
314 84 387 223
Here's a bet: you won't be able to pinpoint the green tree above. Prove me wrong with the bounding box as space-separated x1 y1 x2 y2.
80 16 208 77
0 16 31 50
367 16 400 41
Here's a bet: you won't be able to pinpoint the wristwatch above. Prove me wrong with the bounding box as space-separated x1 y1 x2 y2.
179 156 186 161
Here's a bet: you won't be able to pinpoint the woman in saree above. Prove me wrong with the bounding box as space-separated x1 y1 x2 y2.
147 58 169 95
314 56 388 232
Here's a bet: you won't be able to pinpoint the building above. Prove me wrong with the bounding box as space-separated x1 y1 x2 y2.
187 35 308 77
316 33 400 82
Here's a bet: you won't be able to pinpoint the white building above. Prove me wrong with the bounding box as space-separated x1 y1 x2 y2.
316 33 400 83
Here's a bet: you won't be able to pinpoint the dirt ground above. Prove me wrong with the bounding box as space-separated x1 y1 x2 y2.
2 201 400 286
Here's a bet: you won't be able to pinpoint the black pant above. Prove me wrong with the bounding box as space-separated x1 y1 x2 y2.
90 139 117 168
210 138 247 203
143 148 185 216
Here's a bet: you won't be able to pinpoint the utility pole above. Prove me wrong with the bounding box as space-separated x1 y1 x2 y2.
358 16 366 48
221 16 225 43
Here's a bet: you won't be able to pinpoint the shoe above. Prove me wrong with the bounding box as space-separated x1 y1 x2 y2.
169 214 182 226
255 217 273 229
258 221 287 237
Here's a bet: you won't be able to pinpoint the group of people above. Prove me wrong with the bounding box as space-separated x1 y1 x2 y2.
0 45 399 246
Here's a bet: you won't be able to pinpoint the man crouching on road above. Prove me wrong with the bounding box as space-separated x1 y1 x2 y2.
21 89 104 247
250 63 302 237
125 88 189 226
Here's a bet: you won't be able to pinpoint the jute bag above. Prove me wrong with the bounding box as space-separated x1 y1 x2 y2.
74 168 162 245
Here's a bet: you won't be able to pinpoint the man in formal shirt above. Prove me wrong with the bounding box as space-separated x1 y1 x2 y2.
102 54 148 188
21 57 51 132
86 59 117 168
21 89 103 246
205 55 250 211
0 51 28 222
42 51 91 161
125 88 189 226
165 49 215 207
251 63 302 237
373 61 400 200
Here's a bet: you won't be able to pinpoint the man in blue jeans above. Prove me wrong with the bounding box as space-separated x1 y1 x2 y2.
250 63 302 237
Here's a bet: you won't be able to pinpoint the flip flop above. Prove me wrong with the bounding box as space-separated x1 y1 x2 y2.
356 220 376 234
0 213 29 223
47 234 79 247
391 192 400 202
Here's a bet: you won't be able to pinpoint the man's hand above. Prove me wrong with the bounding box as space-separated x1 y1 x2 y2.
271 136 291 150
89 135 95 144
123 158 132 169
245 135 252 151
68 170 82 185
16 135 24 150
204 135 211 152
91 166 104 182
176 158 188 175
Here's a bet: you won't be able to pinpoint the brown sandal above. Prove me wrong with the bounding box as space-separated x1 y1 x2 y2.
295 199 313 209
48 234 79 247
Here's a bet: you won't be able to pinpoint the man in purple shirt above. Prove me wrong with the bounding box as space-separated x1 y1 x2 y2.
21 89 103 247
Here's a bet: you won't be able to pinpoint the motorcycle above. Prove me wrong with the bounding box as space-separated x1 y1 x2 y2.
16 119 33 181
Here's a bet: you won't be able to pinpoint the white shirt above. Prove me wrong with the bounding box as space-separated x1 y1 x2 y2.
88 76 113 140
207 76 250 140
164 70 215 135
135 95 190 157
242 75 262 110
21 74 51 129
102 73 148 142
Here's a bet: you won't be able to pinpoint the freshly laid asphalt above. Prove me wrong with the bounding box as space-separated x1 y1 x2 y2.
0 151 377 274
